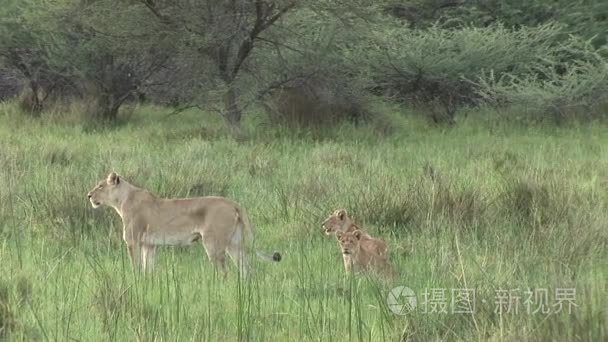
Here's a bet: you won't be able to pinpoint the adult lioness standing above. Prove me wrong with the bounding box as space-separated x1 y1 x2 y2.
87 172 281 277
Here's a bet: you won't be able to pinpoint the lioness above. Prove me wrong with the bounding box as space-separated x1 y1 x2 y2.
322 209 388 257
337 230 397 279
87 172 281 277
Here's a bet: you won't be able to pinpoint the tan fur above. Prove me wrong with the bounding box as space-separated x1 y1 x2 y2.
336 230 397 279
87 172 281 277
321 209 389 257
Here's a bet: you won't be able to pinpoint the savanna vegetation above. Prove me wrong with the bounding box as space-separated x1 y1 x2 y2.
1 0 607 341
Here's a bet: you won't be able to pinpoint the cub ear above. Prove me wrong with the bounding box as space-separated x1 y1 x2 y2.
107 172 120 185
336 209 347 220
336 231 343 239
353 230 362 240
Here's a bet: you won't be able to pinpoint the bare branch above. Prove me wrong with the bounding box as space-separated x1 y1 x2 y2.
256 1 297 35
231 1 297 78
255 36 306 54
139 0 172 25
163 104 204 119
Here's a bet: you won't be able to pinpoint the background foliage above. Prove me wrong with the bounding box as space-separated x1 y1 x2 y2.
1 1 607 340
1 0 607 126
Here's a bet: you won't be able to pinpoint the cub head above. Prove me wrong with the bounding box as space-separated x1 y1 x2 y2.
336 229 362 255
87 172 123 208
322 209 349 235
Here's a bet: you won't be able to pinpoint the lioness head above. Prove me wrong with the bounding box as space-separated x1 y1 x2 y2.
87 172 124 208
322 209 349 235
336 230 362 255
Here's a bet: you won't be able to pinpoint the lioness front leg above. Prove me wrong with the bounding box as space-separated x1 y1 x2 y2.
126 243 143 271
142 244 156 272
123 222 145 272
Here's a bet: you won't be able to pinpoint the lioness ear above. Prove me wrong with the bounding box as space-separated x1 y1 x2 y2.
336 209 346 220
107 172 120 185
353 230 362 240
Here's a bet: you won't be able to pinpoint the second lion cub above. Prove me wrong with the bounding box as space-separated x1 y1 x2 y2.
322 209 396 278
337 229 397 279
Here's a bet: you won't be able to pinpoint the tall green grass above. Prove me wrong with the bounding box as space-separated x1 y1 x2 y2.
0 102 606 341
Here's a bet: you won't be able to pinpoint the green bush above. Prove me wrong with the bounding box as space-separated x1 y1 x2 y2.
476 38 608 123
252 9 373 128
357 22 564 123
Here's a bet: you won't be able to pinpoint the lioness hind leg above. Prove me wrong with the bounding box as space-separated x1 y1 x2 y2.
227 243 249 278
202 240 228 279
212 253 228 279
227 226 249 278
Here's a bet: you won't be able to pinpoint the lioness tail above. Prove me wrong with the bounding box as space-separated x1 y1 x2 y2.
256 251 282 262
236 206 282 263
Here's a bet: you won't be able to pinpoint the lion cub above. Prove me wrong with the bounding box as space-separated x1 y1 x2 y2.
337 230 397 279
322 209 388 257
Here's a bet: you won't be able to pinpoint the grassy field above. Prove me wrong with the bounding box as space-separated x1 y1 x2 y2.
0 103 606 341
